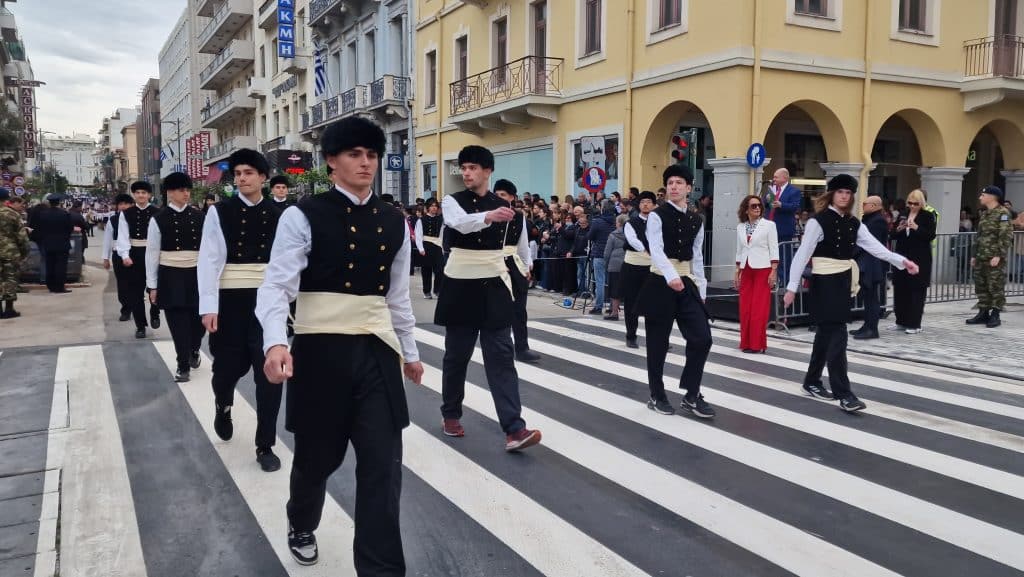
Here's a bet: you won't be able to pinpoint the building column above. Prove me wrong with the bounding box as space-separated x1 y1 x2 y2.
1000 169 1024 209
707 157 769 282
918 167 971 235
819 162 871 186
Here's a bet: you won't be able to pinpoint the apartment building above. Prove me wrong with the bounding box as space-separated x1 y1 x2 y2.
138 79 163 187
118 123 140 189
414 0 1024 276
98 107 140 193
1 2 37 174
40 134 100 187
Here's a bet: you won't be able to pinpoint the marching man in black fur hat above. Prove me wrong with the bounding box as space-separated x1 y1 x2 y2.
115 181 162 338
783 174 919 412
620 189 657 349
257 116 422 572
493 178 541 363
198 148 284 472
146 172 206 382
413 197 444 299
270 174 295 208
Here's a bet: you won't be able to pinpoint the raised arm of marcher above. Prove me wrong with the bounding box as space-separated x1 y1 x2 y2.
442 194 489 233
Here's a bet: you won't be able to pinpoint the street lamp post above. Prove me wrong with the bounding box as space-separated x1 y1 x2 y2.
161 119 183 174
38 129 57 196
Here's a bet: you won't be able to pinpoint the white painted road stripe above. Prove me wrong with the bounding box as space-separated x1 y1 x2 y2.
416 370 901 577
414 328 1024 571
152 342 357 577
53 345 148 577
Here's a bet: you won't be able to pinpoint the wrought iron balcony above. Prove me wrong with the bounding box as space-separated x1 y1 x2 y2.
324 95 340 120
204 135 259 163
962 35 1024 111
199 40 255 90
310 102 324 126
310 0 343 29
342 85 368 115
257 0 277 29
368 75 409 109
201 88 257 129
448 56 564 133
197 0 254 55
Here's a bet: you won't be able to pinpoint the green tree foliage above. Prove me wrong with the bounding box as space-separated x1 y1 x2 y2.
0 105 24 153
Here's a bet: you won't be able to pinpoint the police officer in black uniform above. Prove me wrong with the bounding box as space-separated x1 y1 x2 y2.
31 193 74 293
115 181 162 338
414 198 445 298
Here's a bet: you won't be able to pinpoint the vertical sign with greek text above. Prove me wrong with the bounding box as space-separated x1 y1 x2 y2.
20 88 35 158
278 0 295 58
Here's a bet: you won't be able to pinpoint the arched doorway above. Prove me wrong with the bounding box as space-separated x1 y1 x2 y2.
868 108 947 205
963 124 1011 214
762 100 851 204
638 101 718 206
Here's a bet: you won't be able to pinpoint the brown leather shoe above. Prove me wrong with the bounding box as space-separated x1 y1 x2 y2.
505 428 542 452
442 419 465 437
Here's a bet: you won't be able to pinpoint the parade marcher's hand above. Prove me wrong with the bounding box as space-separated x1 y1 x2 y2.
668 278 684 292
485 207 516 224
202 313 218 333
264 345 293 384
123 257 133 267
103 259 110 270
970 257 976 267
768 269 778 288
149 290 157 304
733 269 741 289
783 290 796 308
904 260 920 275
403 361 424 385
990 256 1001 267
526 270 533 282
419 250 426 256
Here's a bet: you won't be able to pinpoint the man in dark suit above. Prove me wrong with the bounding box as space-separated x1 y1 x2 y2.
31 194 74 293
851 195 888 339
766 168 802 286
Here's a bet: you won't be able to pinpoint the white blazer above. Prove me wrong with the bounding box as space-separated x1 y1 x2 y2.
735 219 780 269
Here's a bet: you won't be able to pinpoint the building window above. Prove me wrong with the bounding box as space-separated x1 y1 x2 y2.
786 0 842 31
493 17 508 87
890 0 938 44
794 0 828 16
898 0 926 32
259 45 266 77
456 35 468 80
366 31 377 81
425 50 437 108
584 0 601 55
272 40 279 75
572 136 619 198
533 1 547 57
658 0 682 29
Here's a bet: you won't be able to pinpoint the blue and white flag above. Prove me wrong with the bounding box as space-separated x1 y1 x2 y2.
314 44 327 99
159 149 168 162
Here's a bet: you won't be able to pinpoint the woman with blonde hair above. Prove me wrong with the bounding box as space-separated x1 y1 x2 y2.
734 195 779 353
890 188 936 334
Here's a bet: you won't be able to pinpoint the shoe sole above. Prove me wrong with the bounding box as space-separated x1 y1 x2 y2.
517 357 541 364
646 402 675 415
841 403 867 413
505 430 542 452
174 377 190 383
802 387 834 400
151 319 160 329
260 461 282 472
442 423 465 437
680 404 715 419
289 552 318 566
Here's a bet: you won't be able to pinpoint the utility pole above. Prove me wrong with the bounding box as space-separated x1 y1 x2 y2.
161 119 183 174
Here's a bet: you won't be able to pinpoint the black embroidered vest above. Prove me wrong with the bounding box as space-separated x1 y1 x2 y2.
446 190 507 251
123 204 159 240
504 212 525 246
216 196 280 264
625 215 649 252
155 206 204 251
420 214 443 237
812 209 859 260
654 204 702 261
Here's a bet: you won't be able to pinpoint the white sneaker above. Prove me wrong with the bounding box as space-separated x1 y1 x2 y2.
905 328 923 334
888 324 906 331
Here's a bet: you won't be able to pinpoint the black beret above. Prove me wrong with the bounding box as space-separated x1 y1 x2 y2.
458 145 495 170
493 178 517 196
981 185 1005 202
826 173 858 193
380 193 394 204
637 191 657 203
130 181 152 193
163 172 193 191
113 193 134 205
0 188 10 200
228 148 270 176
268 175 291 188
662 164 694 186
321 116 386 157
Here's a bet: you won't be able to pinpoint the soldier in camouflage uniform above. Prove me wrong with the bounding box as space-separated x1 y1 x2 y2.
0 188 30 319
966 185 1014 328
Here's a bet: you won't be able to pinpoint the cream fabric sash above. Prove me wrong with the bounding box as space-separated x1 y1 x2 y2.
651 258 696 283
159 250 199 268
220 263 266 289
129 239 148 247
423 235 442 248
292 292 402 361
501 245 529 277
812 257 860 297
444 248 513 297
623 251 652 267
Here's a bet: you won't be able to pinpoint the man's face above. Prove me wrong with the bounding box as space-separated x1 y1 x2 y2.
235 165 267 196
167 188 190 207
327 147 380 191
862 198 880 214
772 170 788 188
5 199 24 213
116 201 132 212
577 215 589 228
132 190 151 205
271 184 289 199
460 162 491 191
495 189 514 204
833 189 854 210
639 199 654 214
665 177 691 204
205 198 216 206
427 204 438 216
572 206 584 219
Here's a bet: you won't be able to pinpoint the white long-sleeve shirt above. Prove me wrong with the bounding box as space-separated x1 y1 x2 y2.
115 203 152 260
440 193 531 269
145 203 189 289
101 213 116 260
646 202 708 300
623 214 648 252
786 207 907 293
413 219 447 254
255 187 419 362
197 194 263 315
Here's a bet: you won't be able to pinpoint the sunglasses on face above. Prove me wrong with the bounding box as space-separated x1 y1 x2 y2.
906 202 920 206
748 204 762 209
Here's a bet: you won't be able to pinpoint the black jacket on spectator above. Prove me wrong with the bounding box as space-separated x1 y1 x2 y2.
555 223 575 257
587 212 615 258
891 209 936 289
855 210 889 286
29 205 74 252
571 224 591 256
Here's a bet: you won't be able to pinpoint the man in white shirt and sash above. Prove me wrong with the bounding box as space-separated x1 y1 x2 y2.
620 190 656 349
414 197 445 298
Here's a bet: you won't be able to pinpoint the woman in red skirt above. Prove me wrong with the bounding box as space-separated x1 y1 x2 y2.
734 195 779 353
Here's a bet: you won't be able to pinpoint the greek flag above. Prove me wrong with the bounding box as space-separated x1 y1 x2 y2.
159 149 168 162
314 45 327 98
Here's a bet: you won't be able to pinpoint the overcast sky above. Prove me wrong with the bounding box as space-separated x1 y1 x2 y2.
13 0 186 141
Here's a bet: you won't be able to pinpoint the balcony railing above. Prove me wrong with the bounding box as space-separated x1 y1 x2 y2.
197 0 252 54
310 0 342 28
302 111 310 131
204 135 259 162
199 40 254 88
201 88 256 125
369 75 409 107
449 56 564 116
310 102 324 126
342 85 368 115
965 35 1024 78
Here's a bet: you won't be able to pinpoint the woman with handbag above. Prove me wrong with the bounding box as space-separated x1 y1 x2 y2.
890 189 936 334
734 195 779 353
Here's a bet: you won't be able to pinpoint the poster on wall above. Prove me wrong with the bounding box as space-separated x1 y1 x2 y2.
573 136 619 199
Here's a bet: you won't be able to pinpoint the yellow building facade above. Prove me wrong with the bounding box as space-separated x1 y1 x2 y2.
414 0 1024 273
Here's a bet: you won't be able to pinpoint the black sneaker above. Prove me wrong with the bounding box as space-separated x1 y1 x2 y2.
802 382 834 400
646 397 675 415
626 337 639 349
190 351 201 369
257 447 281 472
174 368 190 383
516 349 542 363
150 309 161 329
135 328 146 339
680 394 716 418
288 527 318 566
214 403 233 441
839 396 867 413
119 312 131 322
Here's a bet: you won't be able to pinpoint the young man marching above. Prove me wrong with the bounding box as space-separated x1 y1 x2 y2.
620 190 656 348
493 178 541 363
146 172 206 382
116 181 162 338
269 175 295 208
434 145 542 451
783 174 919 412
102 193 135 322
198 149 283 472
257 116 422 572
639 165 715 418
414 198 444 299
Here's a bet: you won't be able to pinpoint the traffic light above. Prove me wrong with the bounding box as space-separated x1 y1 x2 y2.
670 129 698 172
671 133 689 163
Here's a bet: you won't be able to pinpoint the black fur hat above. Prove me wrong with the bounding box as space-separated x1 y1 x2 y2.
458 145 495 170
163 172 193 191
662 164 694 186
424 197 438 208
321 116 386 157
637 190 657 204
113 193 134 205
493 178 517 196
228 148 269 176
826 173 858 193
130 181 153 193
269 175 291 188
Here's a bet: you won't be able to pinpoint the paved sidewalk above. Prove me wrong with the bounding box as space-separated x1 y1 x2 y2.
716 297 1024 381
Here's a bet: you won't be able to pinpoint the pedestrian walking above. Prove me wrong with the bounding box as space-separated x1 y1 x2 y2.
602 214 628 321
257 117 422 571
493 179 540 363
434 144 542 451
620 191 657 348
0 188 29 318
101 193 135 321
734 194 779 353
850 195 888 340
414 198 445 298
146 172 205 382
965 186 1014 328
198 149 283 472
891 189 936 334
31 193 74 294
115 181 162 338
784 174 919 413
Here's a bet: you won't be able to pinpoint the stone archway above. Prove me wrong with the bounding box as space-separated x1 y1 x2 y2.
962 120 1024 212
637 100 718 200
868 108 947 204
761 99 852 189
